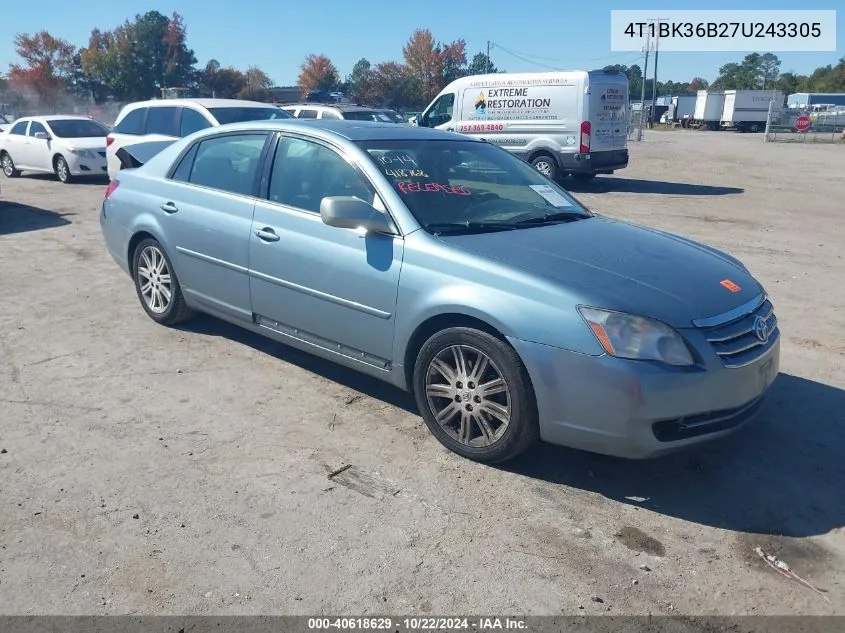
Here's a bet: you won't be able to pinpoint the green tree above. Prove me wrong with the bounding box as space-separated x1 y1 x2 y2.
347 58 371 100
467 52 498 76
238 66 273 101
80 11 196 101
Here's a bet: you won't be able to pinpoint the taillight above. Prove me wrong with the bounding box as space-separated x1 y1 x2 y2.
104 179 120 201
580 121 591 154
106 136 115 147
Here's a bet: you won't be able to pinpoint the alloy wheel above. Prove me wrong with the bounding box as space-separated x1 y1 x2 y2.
424 344 512 447
137 245 172 314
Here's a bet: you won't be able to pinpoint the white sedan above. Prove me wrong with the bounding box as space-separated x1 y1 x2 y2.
0 115 110 183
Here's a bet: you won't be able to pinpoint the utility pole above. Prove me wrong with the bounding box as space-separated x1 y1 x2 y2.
649 17 668 128
486 40 491 74
637 34 651 141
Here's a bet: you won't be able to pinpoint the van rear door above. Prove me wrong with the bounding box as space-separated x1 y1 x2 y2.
587 72 629 153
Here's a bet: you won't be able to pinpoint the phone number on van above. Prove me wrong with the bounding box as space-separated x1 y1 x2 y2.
459 123 505 132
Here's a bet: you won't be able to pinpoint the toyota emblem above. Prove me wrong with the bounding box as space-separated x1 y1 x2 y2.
753 316 769 343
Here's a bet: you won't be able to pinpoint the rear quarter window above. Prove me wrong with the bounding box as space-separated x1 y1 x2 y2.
114 108 147 135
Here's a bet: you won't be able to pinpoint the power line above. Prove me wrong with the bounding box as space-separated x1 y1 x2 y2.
491 42 643 71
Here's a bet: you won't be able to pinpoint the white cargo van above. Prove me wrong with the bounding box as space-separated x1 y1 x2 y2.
415 70 629 181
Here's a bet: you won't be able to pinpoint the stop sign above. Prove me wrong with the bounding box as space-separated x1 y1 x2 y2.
795 116 811 132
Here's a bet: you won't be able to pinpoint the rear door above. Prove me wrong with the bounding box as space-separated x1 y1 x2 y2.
4 119 31 168
161 131 271 322
587 72 629 153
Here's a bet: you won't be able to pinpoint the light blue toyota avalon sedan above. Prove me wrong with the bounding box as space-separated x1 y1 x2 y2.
99 120 780 463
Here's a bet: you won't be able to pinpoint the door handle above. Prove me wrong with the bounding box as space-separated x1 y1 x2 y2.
160 202 178 214
446 127 454 131
255 227 280 242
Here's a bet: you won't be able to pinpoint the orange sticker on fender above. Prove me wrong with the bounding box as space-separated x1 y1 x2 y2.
720 279 741 293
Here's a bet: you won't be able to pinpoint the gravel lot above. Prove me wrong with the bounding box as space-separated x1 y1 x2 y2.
1 130 844 617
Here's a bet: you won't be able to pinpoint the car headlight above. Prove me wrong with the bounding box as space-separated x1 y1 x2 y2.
68 148 94 158
578 307 694 366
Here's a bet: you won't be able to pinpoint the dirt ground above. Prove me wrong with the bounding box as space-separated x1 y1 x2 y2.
1 130 844 617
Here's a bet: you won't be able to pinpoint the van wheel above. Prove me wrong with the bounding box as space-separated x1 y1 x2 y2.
530 154 558 180
571 173 596 183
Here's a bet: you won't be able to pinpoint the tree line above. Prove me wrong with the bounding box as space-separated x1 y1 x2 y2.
3 10 844 114
605 52 845 100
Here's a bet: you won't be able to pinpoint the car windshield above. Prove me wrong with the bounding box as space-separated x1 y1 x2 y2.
48 119 109 138
343 110 382 121
208 107 292 125
357 139 592 234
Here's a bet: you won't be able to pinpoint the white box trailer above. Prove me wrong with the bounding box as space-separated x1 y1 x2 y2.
693 91 725 129
720 90 783 132
416 70 629 181
669 95 696 121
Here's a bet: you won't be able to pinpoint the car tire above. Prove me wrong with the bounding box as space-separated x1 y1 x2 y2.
571 173 596 183
1 152 21 178
412 327 540 463
54 155 73 184
131 238 194 326
530 154 558 180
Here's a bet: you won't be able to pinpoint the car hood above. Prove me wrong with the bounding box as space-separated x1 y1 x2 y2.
57 137 108 150
436 215 764 328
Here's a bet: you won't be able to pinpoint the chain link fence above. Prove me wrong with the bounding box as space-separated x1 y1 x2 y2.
764 103 845 144
627 106 645 141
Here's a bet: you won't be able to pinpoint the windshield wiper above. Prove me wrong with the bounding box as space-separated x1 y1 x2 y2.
513 211 589 226
424 222 517 235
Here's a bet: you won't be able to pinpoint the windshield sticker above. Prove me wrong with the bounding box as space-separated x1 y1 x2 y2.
385 168 428 178
529 184 573 207
397 182 470 196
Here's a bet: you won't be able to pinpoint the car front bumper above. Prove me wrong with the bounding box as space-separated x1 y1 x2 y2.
66 152 108 176
508 330 780 459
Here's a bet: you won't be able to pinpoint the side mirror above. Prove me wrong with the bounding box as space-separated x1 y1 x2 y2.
320 196 394 234
34 132 50 140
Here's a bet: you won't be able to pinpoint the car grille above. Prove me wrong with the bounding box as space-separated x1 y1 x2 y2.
699 297 779 368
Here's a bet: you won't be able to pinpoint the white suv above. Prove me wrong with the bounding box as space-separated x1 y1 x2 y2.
280 103 397 123
106 98 291 179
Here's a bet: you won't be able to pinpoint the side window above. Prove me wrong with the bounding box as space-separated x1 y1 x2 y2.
320 109 341 120
267 137 377 213
114 108 146 135
10 120 29 135
298 109 318 119
424 93 455 126
187 133 267 196
170 144 199 182
180 108 212 137
28 121 48 137
145 107 179 136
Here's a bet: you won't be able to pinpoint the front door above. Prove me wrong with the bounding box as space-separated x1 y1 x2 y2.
25 121 52 171
421 92 457 132
249 134 403 367
159 131 270 322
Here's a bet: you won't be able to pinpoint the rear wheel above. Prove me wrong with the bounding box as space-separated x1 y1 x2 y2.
412 327 540 463
132 238 194 326
54 155 73 183
530 154 558 180
1 152 20 178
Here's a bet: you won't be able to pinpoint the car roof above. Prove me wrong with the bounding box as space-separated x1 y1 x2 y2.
282 103 381 113
126 98 274 109
16 115 96 122
199 119 477 142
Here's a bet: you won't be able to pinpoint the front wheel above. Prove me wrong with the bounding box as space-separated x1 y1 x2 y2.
412 327 540 463
530 154 558 180
132 238 194 326
1 152 20 178
54 155 73 183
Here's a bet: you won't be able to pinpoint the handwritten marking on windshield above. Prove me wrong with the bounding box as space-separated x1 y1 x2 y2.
385 168 428 178
379 154 417 166
396 182 471 195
